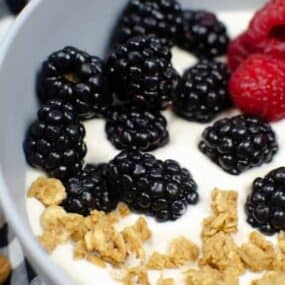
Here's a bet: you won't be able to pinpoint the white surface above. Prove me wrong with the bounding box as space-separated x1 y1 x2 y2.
25 9 285 285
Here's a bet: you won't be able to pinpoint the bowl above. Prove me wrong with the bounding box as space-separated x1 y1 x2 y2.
0 0 268 284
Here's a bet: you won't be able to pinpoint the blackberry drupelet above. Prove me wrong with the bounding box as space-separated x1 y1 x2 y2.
108 150 199 221
112 0 182 47
173 60 232 123
5 0 28 14
105 105 169 151
177 10 230 58
199 115 278 175
62 164 120 216
107 35 180 111
246 168 285 235
24 99 87 180
38 46 112 120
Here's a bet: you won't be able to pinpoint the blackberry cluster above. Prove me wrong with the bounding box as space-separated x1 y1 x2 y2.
107 35 180 111
62 164 120 216
246 168 285 235
173 60 232 123
24 99 86 180
105 105 169 151
177 10 230 58
38 46 112 120
5 0 28 14
108 150 199 221
199 115 278 175
112 0 182 47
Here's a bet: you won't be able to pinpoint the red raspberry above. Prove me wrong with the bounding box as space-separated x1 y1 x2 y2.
229 54 285 122
247 0 285 43
228 33 252 71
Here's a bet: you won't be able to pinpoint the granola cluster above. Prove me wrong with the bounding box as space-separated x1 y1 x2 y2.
28 177 285 284
0 255 11 285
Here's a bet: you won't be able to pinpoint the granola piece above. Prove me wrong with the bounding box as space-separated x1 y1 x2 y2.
122 218 151 260
74 240 106 268
199 232 244 274
0 256 11 285
28 177 66 206
157 276 175 285
84 216 127 265
239 231 275 272
118 203 131 218
123 267 150 285
202 189 238 238
148 237 199 269
252 271 285 285
278 232 285 254
185 267 238 285
39 206 86 252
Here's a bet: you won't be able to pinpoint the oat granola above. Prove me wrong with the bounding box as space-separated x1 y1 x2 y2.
28 177 66 206
252 271 285 285
202 189 238 238
0 256 11 285
239 231 275 272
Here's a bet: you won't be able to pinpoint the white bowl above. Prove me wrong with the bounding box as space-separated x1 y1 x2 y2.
0 0 267 284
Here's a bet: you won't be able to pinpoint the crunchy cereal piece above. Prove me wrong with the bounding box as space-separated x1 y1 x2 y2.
118 203 131 218
0 255 11 285
84 218 127 265
74 240 106 268
123 267 150 285
272 253 285 271
185 267 238 285
121 217 151 260
199 232 244 274
169 237 199 265
278 232 285 254
202 189 238 238
239 231 275 272
157 276 175 285
252 271 285 285
39 206 86 252
148 237 198 269
28 177 66 206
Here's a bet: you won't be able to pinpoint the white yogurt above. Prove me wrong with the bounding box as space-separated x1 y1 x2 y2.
26 9 285 285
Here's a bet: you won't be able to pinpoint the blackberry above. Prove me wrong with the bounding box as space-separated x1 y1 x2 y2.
199 115 278 175
107 35 180 111
177 10 230 58
24 99 87 180
62 164 120 216
38 46 112 120
173 60 232 123
108 150 199 221
5 0 28 14
106 105 169 151
246 168 285 235
112 0 182 47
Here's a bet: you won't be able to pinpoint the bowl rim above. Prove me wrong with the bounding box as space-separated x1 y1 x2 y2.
0 0 74 284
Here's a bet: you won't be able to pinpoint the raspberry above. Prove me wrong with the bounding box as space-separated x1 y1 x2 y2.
229 54 285 122
228 32 285 71
247 0 285 44
227 33 252 72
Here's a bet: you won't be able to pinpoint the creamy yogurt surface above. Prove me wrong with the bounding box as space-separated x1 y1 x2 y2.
26 8 285 285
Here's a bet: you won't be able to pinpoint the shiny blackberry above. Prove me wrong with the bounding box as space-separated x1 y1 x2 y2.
62 164 120 216
38 46 112 120
108 150 199 221
177 10 230 58
199 115 278 175
5 0 28 14
112 0 182 47
246 168 285 235
173 60 232 123
24 99 87 180
105 105 169 151
107 36 180 111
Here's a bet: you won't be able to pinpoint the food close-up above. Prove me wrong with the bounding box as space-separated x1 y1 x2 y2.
1 0 285 284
